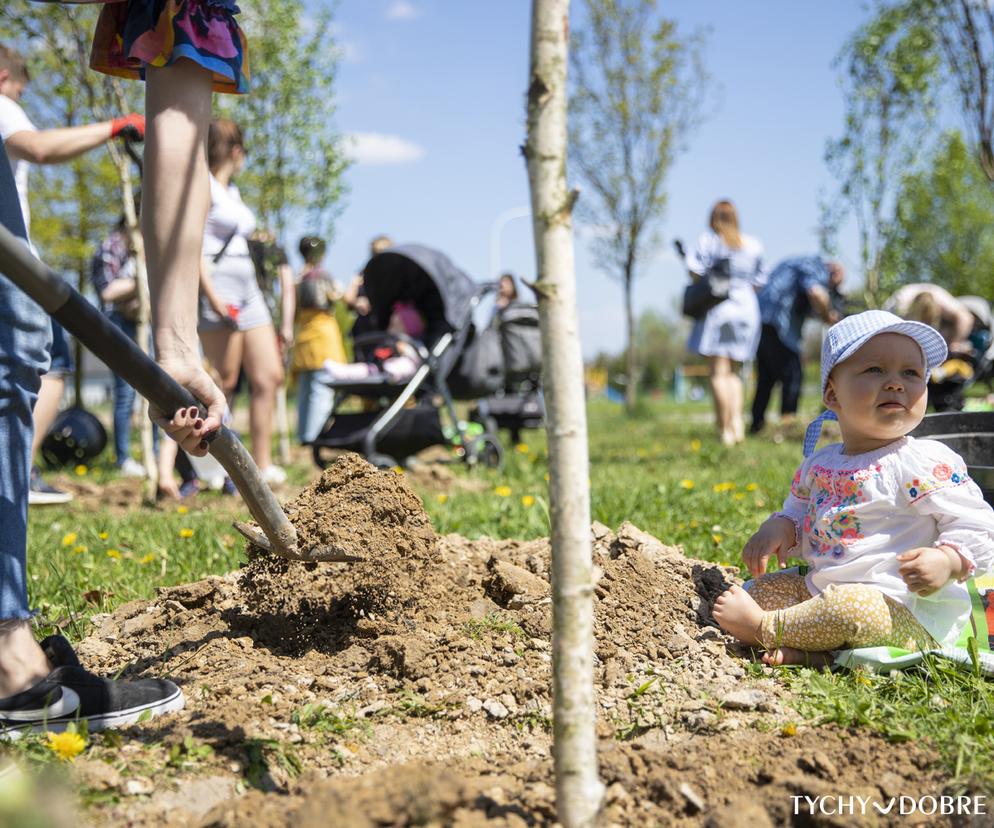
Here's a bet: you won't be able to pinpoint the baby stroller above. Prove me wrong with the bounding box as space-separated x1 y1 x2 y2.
929 295 994 412
310 244 505 470
470 301 545 444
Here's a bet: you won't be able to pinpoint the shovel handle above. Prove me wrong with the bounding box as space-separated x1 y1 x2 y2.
0 223 299 558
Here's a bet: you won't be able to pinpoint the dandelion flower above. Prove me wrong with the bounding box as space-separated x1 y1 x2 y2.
690 439 702 452
98 532 109 541
179 528 194 539
72 544 88 554
177 505 189 515
46 731 85 762
711 534 722 544
780 723 797 738
690 520 699 528
679 479 694 490
494 485 512 497
712 482 736 493
74 465 87 476
138 553 155 565
746 482 759 492
106 549 121 560
436 494 448 504
61 533 77 547
515 444 529 454
521 495 535 508
391 466 404 475
733 492 746 501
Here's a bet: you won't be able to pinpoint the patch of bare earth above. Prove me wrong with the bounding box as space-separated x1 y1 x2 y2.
70 455 949 826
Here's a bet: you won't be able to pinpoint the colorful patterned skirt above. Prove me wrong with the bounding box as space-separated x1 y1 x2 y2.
89 0 248 94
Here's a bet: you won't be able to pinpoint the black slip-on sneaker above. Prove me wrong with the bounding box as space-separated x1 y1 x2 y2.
0 640 184 740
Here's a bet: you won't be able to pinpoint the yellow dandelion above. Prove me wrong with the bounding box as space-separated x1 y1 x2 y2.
177 505 189 515
138 553 155 565
391 466 404 475
712 534 722 544
679 479 695 490
712 482 736 493
46 731 85 762
856 673 872 686
106 549 121 560
494 485 512 497
515 443 529 454
690 520 699 528
733 492 746 501
690 439 702 452
543 472 550 482
98 532 109 541
746 483 759 492
436 493 448 504
179 528 194 539
74 465 87 476
521 495 535 508
61 532 77 547
72 544 88 554
780 723 797 738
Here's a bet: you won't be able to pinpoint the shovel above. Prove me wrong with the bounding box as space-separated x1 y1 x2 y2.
0 223 355 563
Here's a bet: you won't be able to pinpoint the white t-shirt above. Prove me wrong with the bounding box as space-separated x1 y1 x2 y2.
0 94 36 232
203 175 256 259
776 436 994 646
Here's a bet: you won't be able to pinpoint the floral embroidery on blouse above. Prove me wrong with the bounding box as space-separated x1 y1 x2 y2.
905 463 970 504
800 463 881 557
789 466 810 500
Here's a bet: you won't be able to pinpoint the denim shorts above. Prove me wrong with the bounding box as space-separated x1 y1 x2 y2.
48 319 74 376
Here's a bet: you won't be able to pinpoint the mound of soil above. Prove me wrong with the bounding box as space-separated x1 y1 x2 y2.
69 455 950 827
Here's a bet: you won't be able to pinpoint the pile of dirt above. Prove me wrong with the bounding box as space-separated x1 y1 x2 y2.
68 455 949 827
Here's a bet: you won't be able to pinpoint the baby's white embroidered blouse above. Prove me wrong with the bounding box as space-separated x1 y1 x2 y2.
776 436 994 646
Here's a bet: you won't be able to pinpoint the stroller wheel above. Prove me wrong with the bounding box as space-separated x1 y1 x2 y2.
312 444 337 470
367 452 399 470
468 434 503 470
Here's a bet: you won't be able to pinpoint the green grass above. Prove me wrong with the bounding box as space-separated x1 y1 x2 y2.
21 396 994 789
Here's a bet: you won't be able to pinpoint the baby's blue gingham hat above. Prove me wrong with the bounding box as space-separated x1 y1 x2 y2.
803 310 948 456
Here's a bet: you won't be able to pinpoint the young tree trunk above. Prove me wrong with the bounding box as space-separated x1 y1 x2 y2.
623 272 636 413
525 2 603 826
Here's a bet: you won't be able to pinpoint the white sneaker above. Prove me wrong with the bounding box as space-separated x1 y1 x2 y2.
260 465 288 485
118 458 146 478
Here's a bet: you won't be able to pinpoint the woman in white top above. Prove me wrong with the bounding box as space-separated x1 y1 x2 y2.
685 200 765 445
198 119 288 484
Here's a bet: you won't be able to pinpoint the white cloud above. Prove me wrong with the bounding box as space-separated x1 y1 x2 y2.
385 1 421 20
343 132 425 165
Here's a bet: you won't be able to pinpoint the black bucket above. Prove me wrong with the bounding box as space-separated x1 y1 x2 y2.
912 412 994 506
41 406 108 468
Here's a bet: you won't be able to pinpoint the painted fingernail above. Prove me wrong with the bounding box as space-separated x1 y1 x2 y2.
195 419 203 429
188 407 198 417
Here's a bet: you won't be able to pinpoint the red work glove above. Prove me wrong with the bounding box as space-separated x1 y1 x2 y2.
110 114 145 141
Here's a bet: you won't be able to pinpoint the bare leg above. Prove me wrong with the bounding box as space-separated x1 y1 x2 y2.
709 356 734 445
144 60 226 451
0 622 50 698
157 439 180 500
242 325 284 470
729 364 745 443
29 374 64 460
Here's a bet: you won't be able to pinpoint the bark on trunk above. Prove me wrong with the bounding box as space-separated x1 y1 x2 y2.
623 273 636 413
525 2 603 825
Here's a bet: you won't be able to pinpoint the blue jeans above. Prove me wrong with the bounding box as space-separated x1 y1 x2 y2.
107 312 158 463
0 141 51 620
296 370 334 444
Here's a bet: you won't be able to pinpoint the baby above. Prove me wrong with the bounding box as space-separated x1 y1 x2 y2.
713 310 994 665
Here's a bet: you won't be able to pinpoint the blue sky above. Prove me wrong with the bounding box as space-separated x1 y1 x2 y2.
317 1 869 357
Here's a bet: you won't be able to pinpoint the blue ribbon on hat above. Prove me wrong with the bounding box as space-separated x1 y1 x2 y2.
803 410 837 457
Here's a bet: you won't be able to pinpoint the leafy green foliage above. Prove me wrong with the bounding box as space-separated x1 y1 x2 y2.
217 0 349 243
879 131 994 297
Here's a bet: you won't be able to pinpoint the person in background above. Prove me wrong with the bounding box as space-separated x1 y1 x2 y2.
884 283 975 354
197 118 287 485
345 233 393 358
0 42 144 504
496 272 519 311
685 200 766 446
750 256 844 435
90 216 161 478
291 235 347 444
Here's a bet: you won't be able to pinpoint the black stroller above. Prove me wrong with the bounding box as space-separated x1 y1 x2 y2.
310 245 505 470
470 301 545 445
929 295 994 412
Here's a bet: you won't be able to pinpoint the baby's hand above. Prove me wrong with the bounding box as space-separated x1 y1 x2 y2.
742 516 796 578
896 547 961 596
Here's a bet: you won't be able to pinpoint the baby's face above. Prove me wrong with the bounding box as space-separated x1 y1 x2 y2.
825 333 928 453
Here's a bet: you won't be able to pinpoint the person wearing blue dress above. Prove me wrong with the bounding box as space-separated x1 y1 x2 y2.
685 200 765 445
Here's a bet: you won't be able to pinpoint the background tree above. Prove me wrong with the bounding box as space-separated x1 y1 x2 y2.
526 0 603 824
821 3 937 305
568 0 709 413
878 130 994 298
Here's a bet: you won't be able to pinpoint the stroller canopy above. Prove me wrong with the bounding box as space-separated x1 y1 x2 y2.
362 245 477 346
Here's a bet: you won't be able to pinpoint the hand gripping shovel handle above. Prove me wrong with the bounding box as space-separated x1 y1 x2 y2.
0 223 315 561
